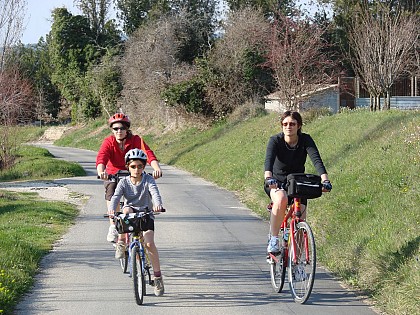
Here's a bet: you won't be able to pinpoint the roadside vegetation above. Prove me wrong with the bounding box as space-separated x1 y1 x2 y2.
0 191 79 315
55 108 419 315
0 126 85 314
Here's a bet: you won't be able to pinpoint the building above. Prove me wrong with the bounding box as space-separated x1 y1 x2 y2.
265 76 420 112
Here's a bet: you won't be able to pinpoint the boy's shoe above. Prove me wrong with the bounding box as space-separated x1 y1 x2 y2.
154 276 165 296
267 236 280 253
107 225 118 243
115 241 126 259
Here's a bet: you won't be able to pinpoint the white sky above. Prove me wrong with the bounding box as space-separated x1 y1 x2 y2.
22 0 81 44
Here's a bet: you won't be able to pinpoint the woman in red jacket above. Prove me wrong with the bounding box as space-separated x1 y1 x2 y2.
96 113 162 242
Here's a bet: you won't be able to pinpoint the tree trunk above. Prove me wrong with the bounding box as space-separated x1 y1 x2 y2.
385 90 391 110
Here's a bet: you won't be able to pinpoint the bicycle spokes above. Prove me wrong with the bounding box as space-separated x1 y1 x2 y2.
288 221 316 304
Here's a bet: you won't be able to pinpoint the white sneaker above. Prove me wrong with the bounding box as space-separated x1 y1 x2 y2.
115 241 126 259
267 236 280 253
107 225 118 243
154 276 165 296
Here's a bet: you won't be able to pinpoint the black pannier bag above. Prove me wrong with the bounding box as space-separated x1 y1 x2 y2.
115 212 152 234
286 173 322 199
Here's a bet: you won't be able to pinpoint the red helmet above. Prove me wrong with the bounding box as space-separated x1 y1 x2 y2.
108 113 130 128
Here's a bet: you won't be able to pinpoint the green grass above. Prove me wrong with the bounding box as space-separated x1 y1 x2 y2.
0 126 86 314
0 191 79 315
54 120 109 150
0 145 85 181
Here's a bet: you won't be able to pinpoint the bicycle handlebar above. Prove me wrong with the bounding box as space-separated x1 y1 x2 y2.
103 208 166 218
97 171 156 181
265 177 332 192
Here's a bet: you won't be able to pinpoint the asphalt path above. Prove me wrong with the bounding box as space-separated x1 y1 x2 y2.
13 144 378 315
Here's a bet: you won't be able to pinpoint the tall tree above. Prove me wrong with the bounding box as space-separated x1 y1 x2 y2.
115 0 171 35
48 6 122 121
265 12 339 111
48 8 96 121
225 0 296 16
203 7 273 116
171 0 218 62
347 3 419 110
75 0 111 40
119 13 184 125
0 0 27 72
11 40 61 120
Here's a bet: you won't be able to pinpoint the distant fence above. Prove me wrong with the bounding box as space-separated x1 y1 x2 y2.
356 96 420 110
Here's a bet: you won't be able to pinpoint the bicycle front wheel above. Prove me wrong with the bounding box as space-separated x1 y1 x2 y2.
131 246 145 305
288 221 316 304
269 249 286 293
119 250 128 273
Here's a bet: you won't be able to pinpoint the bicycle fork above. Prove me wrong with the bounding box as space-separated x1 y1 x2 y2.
129 238 154 286
289 220 311 265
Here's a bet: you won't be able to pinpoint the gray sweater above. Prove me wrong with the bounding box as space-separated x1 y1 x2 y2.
109 173 162 213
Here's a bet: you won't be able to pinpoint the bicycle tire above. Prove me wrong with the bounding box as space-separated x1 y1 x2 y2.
119 250 128 273
269 248 286 293
131 246 145 305
288 221 316 304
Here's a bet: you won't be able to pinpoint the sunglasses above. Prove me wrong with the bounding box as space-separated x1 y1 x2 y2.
129 164 144 170
282 122 297 127
112 127 127 131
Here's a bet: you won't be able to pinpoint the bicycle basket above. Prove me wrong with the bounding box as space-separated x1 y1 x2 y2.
114 213 152 233
286 173 322 199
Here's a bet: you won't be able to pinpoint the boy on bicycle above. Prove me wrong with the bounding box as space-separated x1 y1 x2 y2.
108 148 165 296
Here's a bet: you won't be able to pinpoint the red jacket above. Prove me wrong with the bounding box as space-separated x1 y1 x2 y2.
96 134 158 175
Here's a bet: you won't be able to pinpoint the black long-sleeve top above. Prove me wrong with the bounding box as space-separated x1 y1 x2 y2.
264 132 327 182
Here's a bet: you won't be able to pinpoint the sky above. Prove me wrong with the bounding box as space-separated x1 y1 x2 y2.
22 0 81 44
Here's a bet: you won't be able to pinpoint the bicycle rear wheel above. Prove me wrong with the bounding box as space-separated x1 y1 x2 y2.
131 246 145 305
288 221 316 304
269 249 286 293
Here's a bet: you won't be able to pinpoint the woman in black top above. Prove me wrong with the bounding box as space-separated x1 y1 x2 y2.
264 111 331 253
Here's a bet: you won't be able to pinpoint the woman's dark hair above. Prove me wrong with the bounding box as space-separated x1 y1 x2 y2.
280 111 303 135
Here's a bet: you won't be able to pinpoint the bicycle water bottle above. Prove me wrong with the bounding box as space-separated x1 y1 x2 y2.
283 228 289 242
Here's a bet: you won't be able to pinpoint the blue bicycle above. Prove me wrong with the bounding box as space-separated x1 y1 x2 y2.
108 209 165 305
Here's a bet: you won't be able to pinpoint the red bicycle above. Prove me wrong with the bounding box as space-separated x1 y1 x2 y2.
267 173 328 304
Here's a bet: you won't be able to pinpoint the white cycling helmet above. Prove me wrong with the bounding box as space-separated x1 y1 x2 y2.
125 148 147 164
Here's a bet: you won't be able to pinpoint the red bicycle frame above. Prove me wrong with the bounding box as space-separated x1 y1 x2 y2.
281 197 310 265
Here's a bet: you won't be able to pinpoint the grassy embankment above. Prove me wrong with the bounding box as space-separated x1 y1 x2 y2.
0 126 85 315
1 109 419 315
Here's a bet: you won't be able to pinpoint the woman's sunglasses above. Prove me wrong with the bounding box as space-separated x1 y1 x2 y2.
282 122 297 127
112 127 127 131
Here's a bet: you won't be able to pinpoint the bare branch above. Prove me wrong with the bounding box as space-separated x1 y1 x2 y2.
347 3 419 110
0 0 27 71
265 13 338 111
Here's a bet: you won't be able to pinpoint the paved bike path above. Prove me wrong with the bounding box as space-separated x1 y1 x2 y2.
13 144 378 315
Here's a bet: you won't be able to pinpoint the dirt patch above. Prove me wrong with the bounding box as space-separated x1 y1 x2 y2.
0 181 87 206
38 126 73 142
